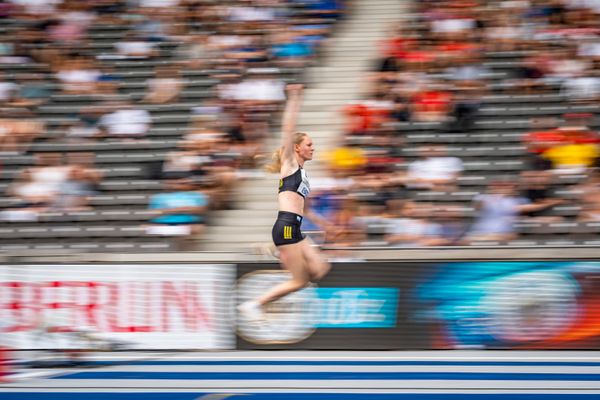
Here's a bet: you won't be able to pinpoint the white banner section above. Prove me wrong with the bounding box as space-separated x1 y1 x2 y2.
0 264 235 350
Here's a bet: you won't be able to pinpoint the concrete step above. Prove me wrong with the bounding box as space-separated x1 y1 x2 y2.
322 54 386 62
301 94 361 102
304 87 359 95
298 117 345 125
239 201 285 211
302 105 346 113
232 193 276 203
196 241 258 252
301 103 350 111
324 43 383 51
212 209 277 219
197 243 243 252
306 73 370 83
202 231 272 243
209 215 275 227
307 67 369 76
299 110 341 119
297 123 345 130
310 65 369 72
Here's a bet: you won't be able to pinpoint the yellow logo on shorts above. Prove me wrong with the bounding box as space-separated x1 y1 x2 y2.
283 226 292 240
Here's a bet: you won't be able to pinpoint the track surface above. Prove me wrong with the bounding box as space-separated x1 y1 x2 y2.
2 351 600 399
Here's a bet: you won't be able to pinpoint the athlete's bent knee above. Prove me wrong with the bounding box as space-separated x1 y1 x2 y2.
310 261 331 282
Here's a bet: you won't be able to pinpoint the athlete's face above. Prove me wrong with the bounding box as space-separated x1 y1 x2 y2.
296 136 314 161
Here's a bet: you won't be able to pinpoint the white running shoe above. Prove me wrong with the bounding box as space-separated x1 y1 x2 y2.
237 301 266 322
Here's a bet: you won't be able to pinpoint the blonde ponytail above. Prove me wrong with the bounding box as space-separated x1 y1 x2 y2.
264 132 308 174
264 147 283 173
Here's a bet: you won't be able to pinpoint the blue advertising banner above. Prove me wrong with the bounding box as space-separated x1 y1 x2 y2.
412 261 600 350
237 260 600 350
236 262 414 349
309 288 398 328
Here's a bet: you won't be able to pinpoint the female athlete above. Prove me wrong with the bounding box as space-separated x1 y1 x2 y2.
238 84 331 321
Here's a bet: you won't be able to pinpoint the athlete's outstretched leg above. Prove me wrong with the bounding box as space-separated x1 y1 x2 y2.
300 236 330 282
257 241 311 304
238 241 310 321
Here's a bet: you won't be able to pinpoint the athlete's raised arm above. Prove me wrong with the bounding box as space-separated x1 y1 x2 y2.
280 84 303 163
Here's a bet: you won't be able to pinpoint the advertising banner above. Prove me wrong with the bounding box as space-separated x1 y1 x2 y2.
236 261 600 350
0 264 235 350
235 262 429 349
413 261 600 350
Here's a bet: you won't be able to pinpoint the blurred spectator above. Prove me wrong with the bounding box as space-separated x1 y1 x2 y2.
292 23 330 52
576 170 600 221
226 35 269 67
6 153 70 213
143 65 182 104
96 64 121 95
519 170 565 222
301 175 352 244
432 204 466 246
410 81 453 122
8 0 63 16
65 105 104 142
138 0 180 8
195 136 237 210
446 55 490 84
484 13 526 52
522 117 562 171
174 33 214 69
544 47 590 87
0 118 20 153
343 97 392 136
114 33 159 59
543 113 600 174
0 112 44 154
226 2 276 23
48 2 95 45
133 11 171 42
560 68 600 103
384 201 444 247
328 145 367 171
55 56 101 94
0 72 19 105
405 145 463 191
447 81 482 132
301 0 344 19
11 73 52 107
185 112 223 144
98 101 152 140
146 178 208 243
227 68 286 103
271 31 313 67
92 0 127 24
324 197 367 247
54 152 102 212
0 32 30 64
511 52 550 94
0 2 14 19
465 180 559 243
161 143 210 181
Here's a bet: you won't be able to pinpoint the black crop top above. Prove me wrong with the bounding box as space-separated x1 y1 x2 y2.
278 167 310 198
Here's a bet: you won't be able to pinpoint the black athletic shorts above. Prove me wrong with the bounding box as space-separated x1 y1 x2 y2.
272 211 305 247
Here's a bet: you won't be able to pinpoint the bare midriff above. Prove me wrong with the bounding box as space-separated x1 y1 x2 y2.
278 191 304 216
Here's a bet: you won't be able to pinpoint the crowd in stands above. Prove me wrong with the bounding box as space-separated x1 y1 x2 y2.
0 0 344 249
304 0 600 248
3 0 600 251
